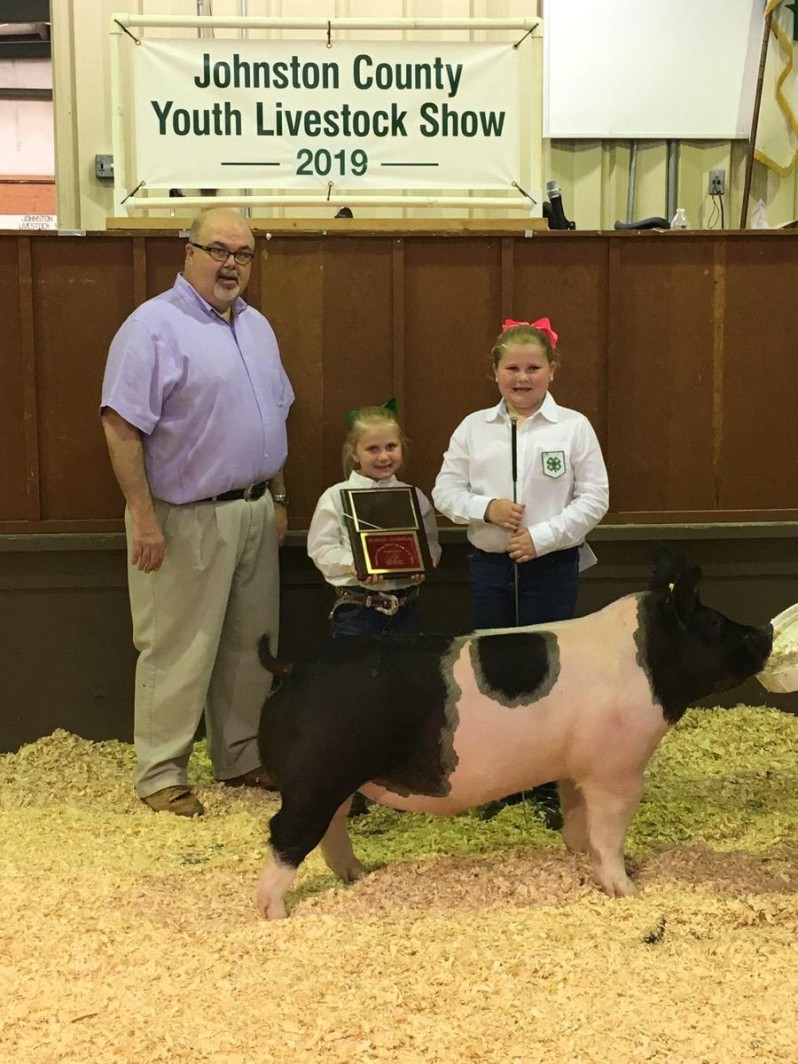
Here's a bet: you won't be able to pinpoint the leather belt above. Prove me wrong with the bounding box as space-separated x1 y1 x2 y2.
198 481 268 503
330 585 420 618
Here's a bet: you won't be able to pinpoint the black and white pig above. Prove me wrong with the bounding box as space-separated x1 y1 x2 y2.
254 553 773 918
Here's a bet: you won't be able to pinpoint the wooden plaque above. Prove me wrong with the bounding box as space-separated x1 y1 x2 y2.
340 486 433 580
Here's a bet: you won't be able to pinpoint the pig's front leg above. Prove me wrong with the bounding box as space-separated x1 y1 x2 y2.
581 776 643 898
320 797 368 883
256 851 298 920
560 779 589 853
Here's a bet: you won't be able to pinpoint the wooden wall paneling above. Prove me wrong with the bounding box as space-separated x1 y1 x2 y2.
597 238 612 454
512 235 609 439
500 236 515 322
719 237 798 515
711 238 726 509
18 238 41 522
32 237 138 522
607 236 718 519
403 237 503 498
606 237 624 521
317 238 396 503
3 230 798 534
145 236 186 299
0 237 37 522
391 239 406 420
131 237 147 308
259 237 325 529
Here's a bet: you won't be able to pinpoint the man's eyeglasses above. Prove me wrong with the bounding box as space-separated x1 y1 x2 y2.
189 242 255 266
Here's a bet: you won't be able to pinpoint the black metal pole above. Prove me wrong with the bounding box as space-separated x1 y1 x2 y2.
510 417 519 625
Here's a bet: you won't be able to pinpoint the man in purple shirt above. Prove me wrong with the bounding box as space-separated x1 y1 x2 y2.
101 208 294 816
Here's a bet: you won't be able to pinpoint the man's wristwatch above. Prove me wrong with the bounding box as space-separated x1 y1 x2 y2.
271 492 289 506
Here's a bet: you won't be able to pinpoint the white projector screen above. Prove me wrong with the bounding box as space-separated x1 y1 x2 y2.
544 0 763 139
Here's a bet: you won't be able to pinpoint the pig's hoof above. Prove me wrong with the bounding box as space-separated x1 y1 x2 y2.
601 877 637 899
340 860 368 884
264 904 289 920
593 858 638 898
256 881 290 919
256 893 289 920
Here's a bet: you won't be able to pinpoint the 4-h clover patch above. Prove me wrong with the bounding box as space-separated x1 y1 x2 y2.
541 450 566 479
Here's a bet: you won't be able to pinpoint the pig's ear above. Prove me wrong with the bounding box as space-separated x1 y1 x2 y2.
668 565 702 622
651 544 690 590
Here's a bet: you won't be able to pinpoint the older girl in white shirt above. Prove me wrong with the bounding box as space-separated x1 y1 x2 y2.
433 318 608 828
433 317 608 631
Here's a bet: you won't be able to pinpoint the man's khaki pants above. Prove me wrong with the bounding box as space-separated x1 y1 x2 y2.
126 494 278 798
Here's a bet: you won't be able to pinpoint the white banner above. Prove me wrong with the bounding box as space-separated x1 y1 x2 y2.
132 39 521 190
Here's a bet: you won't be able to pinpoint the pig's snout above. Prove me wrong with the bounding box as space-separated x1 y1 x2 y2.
747 624 774 670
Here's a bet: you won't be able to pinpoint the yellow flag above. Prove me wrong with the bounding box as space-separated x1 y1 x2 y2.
755 0 798 176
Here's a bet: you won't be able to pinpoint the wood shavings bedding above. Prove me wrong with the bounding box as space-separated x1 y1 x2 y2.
1 705 796 1064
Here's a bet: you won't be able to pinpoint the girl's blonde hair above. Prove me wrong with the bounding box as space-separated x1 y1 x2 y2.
490 323 560 370
342 404 408 477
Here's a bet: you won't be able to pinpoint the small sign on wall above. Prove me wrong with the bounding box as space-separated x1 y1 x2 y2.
0 214 57 230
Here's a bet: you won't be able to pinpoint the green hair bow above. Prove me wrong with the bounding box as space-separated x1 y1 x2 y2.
344 398 399 428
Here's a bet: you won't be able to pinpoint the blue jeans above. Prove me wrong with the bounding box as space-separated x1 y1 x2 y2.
331 601 422 638
468 547 580 630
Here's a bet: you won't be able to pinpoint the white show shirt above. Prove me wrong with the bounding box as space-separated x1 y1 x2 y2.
433 393 609 563
308 469 442 589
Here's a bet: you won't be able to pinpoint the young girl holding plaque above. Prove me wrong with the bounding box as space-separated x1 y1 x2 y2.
308 401 441 640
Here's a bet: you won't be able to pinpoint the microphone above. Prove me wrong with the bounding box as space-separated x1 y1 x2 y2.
543 180 576 231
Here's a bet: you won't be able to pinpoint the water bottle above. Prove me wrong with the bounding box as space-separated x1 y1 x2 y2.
670 208 689 229
524 205 536 239
751 199 769 229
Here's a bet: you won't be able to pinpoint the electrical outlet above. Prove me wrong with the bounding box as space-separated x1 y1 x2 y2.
708 169 726 196
95 154 114 180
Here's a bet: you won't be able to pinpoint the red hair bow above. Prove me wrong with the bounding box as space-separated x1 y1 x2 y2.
501 316 559 349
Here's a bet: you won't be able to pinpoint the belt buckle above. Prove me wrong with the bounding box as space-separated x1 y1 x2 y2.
372 592 399 616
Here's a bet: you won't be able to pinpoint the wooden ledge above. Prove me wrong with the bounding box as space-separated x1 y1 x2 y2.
105 216 550 235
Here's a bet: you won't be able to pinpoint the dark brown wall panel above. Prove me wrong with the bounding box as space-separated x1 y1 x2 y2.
1 230 797 534
608 238 718 516
720 238 798 510
404 237 503 498
145 235 187 300
512 236 609 440
260 237 325 526
31 238 137 521
0 240 28 520
319 239 396 493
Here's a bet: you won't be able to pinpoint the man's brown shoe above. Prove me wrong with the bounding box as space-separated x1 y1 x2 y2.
141 786 204 817
219 767 278 791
